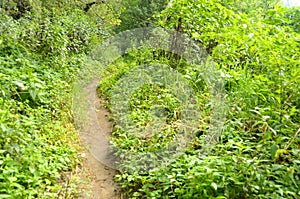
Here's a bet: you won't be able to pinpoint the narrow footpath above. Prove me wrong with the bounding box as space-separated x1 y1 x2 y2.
77 80 122 199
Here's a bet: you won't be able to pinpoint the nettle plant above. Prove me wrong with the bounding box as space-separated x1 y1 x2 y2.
100 0 300 198
0 2 120 197
0 33 78 198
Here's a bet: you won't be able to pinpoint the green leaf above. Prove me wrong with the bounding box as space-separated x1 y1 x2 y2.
13 80 25 89
216 196 226 199
211 182 218 190
270 144 279 160
0 194 11 199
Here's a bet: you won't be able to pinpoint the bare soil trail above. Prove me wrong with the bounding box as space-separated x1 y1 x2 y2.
76 80 122 199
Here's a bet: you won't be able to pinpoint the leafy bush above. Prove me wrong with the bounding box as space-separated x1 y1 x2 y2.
96 0 300 198
115 0 169 33
0 2 119 197
0 32 79 198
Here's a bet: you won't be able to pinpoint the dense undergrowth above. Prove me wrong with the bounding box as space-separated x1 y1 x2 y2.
0 0 120 197
97 0 300 198
1 0 299 198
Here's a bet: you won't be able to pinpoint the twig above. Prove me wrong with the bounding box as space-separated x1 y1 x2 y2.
284 127 300 150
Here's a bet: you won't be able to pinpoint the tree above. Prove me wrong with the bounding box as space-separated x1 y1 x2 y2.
114 0 169 32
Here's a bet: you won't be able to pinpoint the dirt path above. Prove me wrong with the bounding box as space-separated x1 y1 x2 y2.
76 80 122 199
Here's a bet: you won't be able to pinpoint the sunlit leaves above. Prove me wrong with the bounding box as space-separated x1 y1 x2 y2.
110 0 300 198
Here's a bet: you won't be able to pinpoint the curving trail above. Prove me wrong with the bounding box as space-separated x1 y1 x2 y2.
78 80 122 199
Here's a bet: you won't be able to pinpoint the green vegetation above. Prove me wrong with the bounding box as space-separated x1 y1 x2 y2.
114 0 169 32
0 0 120 197
98 0 300 198
1 0 299 198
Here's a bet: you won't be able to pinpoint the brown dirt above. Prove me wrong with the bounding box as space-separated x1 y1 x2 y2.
76 80 123 199
79 150 121 199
